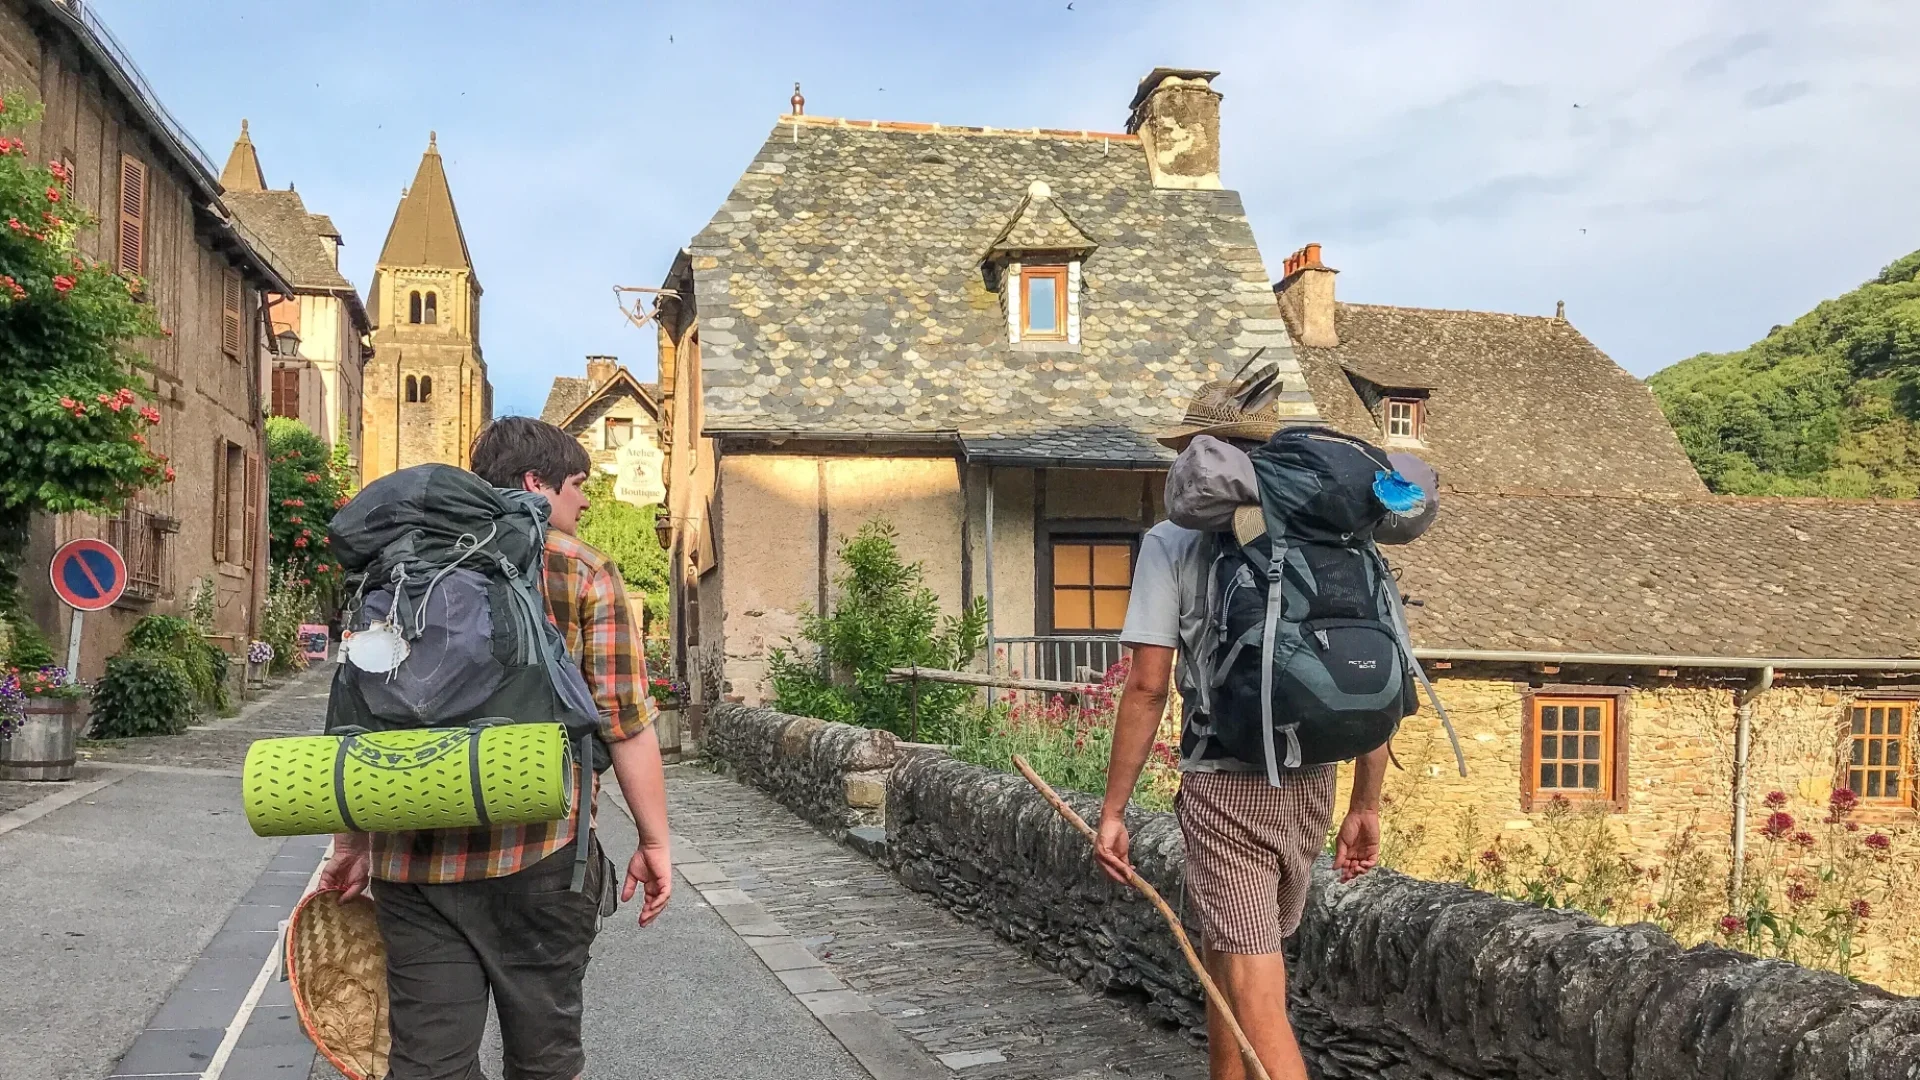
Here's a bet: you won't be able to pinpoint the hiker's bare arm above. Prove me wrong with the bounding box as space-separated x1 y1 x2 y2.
610 726 674 926
1095 645 1173 884
320 832 371 901
1335 743 1390 882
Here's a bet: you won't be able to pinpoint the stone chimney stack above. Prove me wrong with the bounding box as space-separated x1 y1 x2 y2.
1126 68 1223 190
1274 243 1339 348
585 355 618 388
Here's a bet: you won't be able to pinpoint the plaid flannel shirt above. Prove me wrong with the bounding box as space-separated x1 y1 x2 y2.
370 529 654 884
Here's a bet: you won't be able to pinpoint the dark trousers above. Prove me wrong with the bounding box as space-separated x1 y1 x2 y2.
373 840 612 1080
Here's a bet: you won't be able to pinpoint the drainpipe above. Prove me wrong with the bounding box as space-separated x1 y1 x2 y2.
983 467 997 706
1727 665 1775 911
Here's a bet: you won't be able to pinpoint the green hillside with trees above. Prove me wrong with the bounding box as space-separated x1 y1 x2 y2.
1649 249 1920 498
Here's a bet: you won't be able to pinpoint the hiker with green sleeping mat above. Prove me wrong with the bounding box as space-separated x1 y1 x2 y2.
318 416 672 1080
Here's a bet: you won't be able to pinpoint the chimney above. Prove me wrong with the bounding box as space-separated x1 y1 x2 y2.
1274 243 1339 348
1126 68 1223 190
585 355 618 387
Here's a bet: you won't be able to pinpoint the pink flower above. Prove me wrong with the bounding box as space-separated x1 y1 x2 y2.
52 275 75 293
8 218 24 231
293 537 308 548
1786 881 1816 905
48 160 67 182
1829 787 1858 814
138 405 160 425
1719 915 1745 937
1864 832 1892 852
1761 812 1794 840
1763 791 1788 809
44 186 60 203
162 465 175 483
1790 831 1816 848
1850 899 1871 920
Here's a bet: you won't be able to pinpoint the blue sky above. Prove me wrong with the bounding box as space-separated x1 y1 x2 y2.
96 0 1920 417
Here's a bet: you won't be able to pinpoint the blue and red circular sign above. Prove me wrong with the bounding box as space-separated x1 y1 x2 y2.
50 538 127 612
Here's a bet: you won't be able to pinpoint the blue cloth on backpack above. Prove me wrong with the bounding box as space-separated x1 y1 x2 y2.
1373 469 1427 515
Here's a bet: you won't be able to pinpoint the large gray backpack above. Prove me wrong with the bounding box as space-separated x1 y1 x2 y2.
325 464 606 888
1198 427 1467 785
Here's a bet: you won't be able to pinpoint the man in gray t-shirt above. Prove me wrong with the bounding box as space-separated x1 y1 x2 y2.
1094 382 1422 1080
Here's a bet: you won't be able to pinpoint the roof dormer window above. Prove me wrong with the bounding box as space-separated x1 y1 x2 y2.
1021 264 1068 341
987 180 1096 349
1386 397 1422 441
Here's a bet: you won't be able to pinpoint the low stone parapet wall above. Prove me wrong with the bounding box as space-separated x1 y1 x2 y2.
705 704 1920 1079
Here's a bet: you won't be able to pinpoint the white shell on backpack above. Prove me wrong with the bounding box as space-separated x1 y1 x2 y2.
342 621 410 673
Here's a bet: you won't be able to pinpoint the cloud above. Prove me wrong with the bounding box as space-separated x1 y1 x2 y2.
1684 31 1772 80
1744 81 1813 109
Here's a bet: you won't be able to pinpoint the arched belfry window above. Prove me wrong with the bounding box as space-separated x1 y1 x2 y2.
408 291 422 324
405 375 418 403
424 292 438 325
420 375 434 402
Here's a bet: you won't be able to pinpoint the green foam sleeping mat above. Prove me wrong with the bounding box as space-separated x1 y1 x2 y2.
243 724 575 836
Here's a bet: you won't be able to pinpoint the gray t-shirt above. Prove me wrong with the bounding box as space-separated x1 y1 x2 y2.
1119 521 1259 773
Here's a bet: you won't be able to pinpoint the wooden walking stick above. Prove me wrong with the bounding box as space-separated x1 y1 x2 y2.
1011 755 1274 1080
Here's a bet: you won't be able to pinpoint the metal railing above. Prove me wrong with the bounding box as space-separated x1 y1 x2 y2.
53 1 219 181
104 505 172 600
988 636 1129 684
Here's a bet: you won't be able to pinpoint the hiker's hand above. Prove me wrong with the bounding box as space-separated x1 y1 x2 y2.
319 839 371 902
623 844 672 927
1094 813 1133 884
1334 808 1381 882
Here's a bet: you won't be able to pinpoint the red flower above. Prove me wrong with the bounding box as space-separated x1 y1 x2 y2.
303 472 321 484
59 396 76 409
1849 899 1871 920
1829 787 1858 814
1785 881 1816 905
131 433 146 446
163 465 176 483
1845 821 1860 833
44 186 60 203
138 405 160 424
5 217 20 232
1790 830 1816 848
1718 915 1745 937
293 536 308 548
48 159 67 182
1761 811 1794 840
1763 790 1788 809
52 275 75 293
1864 832 1892 852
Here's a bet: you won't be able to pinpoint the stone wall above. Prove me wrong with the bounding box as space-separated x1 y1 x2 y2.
704 704 899 832
705 703 1920 1079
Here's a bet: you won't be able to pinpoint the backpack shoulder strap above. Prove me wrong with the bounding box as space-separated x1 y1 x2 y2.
1370 547 1467 777
1257 532 1298 782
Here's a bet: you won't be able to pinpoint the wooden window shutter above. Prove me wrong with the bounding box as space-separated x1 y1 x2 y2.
271 367 300 418
221 272 243 359
242 450 260 569
211 438 230 563
117 155 146 277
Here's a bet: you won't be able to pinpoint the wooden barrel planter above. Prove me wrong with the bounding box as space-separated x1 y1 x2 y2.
0 696 88 782
655 705 683 764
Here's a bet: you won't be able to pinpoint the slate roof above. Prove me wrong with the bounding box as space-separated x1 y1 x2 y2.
378 135 475 274
541 376 590 425
1284 303 1708 495
223 190 353 292
688 115 1312 454
1397 490 1920 659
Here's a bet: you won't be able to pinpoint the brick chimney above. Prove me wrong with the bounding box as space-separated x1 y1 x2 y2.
1126 68 1223 190
585 355 618 388
1274 243 1339 348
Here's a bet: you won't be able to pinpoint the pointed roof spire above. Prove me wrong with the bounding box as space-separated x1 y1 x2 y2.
220 118 266 192
378 132 473 270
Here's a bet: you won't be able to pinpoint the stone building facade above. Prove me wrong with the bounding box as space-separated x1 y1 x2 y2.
539 355 665 503
361 133 491 483
4 0 289 674
217 120 370 467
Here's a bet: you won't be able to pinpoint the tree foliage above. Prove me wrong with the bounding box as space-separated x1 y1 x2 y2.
574 474 668 630
0 93 167 616
266 417 345 597
1650 248 1920 498
769 519 987 739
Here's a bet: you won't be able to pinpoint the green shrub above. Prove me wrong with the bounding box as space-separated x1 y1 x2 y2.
768 520 985 739
90 654 194 738
125 613 229 715
3 612 54 669
260 565 319 674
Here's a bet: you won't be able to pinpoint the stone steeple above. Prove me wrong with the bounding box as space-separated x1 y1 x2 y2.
376 132 474 275
362 132 491 482
220 119 266 192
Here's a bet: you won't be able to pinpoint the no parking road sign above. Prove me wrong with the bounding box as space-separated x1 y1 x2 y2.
50 538 127 612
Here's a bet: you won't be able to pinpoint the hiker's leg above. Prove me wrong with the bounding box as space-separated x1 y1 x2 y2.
374 880 490 1080
471 841 605 1080
1205 947 1307 1080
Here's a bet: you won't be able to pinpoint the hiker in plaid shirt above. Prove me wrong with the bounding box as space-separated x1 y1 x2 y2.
320 417 672 1080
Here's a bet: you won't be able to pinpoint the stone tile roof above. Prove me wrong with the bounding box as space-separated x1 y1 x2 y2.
960 426 1172 469
223 189 353 292
1397 490 1920 659
378 134 474 273
1286 304 1707 495
688 116 1312 454
541 376 590 424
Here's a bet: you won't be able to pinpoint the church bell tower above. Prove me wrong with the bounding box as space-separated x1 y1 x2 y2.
362 132 492 483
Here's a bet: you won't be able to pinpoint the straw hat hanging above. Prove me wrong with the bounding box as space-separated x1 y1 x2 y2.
286 888 389 1080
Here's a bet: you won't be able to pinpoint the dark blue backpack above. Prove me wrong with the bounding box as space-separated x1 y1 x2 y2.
1204 427 1466 784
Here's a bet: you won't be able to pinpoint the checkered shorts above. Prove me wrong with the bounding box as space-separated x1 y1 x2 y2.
1176 766 1337 955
